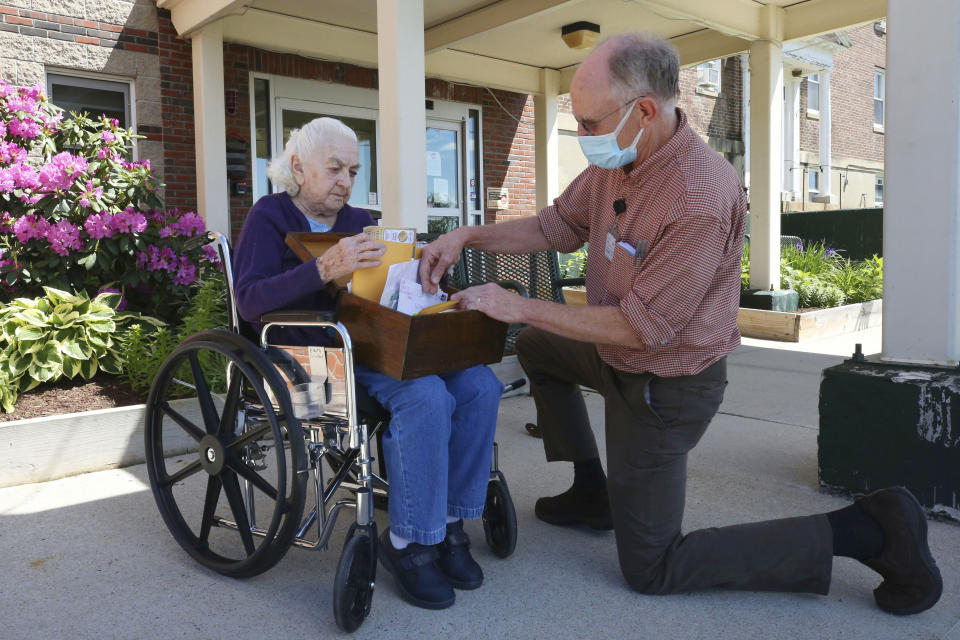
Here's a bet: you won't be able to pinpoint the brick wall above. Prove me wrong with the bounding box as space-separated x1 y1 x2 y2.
481 89 536 224
157 8 196 212
678 56 743 143
801 23 886 164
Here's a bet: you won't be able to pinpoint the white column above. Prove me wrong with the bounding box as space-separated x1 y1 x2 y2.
813 70 833 203
782 77 801 199
882 0 960 366
740 53 750 191
377 0 427 230
748 39 783 290
535 68 559 212
191 22 229 236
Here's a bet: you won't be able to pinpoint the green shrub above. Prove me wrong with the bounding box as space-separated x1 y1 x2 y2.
0 286 162 412
742 240 883 309
120 273 228 395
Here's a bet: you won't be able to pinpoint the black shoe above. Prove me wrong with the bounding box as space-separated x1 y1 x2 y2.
855 487 943 615
377 529 455 610
437 520 483 590
524 422 542 438
535 485 613 530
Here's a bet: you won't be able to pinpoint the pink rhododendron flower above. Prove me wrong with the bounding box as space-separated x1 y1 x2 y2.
45 219 83 256
83 211 114 239
6 95 38 115
173 257 196 285
173 211 205 237
110 207 147 233
101 130 116 144
135 251 149 269
0 81 12 98
78 180 103 209
202 244 221 264
9 163 39 189
12 214 50 243
0 141 27 165
0 120 6 138
0 168 13 193
23 84 43 100
38 152 88 191
0 211 12 233
7 117 40 139
109 117 119 129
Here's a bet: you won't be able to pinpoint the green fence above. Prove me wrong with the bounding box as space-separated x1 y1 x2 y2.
780 208 883 260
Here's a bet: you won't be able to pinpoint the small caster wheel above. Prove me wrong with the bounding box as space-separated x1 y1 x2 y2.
334 523 378 632
482 471 517 558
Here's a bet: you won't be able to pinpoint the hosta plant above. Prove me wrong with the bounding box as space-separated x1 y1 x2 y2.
0 286 162 412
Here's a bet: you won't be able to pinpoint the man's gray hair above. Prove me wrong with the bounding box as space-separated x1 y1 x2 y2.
266 117 358 196
604 33 680 106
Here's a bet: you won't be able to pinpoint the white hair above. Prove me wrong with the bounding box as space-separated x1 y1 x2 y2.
266 117 358 196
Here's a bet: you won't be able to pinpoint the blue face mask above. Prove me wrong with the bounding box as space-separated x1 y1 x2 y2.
577 100 644 169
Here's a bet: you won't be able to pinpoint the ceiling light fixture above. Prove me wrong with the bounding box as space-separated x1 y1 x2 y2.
561 21 600 50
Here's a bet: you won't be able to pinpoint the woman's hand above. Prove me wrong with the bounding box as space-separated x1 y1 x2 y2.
316 234 385 283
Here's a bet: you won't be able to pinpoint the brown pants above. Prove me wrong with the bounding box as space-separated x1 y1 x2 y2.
516 327 833 594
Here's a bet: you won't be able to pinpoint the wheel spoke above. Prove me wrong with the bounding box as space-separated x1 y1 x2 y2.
199 474 223 544
227 457 278 500
221 469 256 556
189 352 220 434
160 459 203 487
225 422 272 451
158 402 206 442
217 371 244 437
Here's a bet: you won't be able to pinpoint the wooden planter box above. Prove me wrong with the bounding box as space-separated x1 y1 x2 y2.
287 232 508 380
738 299 882 342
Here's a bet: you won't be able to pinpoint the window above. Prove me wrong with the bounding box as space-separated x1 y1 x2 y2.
696 59 722 94
807 74 820 113
875 175 884 206
46 73 133 128
808 168 820 195
874 69 885 128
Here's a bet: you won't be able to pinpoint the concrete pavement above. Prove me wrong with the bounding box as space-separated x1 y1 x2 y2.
2 326 959 640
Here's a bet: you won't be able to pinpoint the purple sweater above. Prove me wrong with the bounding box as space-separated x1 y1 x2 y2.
233 192 373 345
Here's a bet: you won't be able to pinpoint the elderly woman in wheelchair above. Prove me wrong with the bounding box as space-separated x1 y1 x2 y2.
230 117 504 611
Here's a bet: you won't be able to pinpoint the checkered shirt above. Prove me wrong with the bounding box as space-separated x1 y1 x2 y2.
539 108 747 377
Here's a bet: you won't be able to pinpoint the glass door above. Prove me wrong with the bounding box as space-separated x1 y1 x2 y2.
272 98 381 211
425 120 462 234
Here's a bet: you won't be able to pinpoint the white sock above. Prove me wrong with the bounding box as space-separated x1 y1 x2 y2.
389 530 411 550
446 515 459 524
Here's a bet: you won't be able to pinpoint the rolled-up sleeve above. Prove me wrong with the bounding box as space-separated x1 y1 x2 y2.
537 167 597 253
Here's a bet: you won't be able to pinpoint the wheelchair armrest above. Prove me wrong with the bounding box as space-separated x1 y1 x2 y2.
493 279 530 299
260 309 337 324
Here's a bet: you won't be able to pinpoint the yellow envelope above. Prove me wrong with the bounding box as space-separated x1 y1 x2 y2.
352 226 416 301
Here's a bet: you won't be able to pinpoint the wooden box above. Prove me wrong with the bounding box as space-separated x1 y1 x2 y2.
286 232 508 380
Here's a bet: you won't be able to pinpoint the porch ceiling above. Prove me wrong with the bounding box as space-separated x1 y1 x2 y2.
156 0 885 95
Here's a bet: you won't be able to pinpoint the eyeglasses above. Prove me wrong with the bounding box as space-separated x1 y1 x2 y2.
575 95 645 136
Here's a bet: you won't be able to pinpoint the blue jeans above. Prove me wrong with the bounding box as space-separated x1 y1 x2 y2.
355 364 502 545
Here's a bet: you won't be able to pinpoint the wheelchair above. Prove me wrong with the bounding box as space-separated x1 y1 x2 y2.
144 231 519 632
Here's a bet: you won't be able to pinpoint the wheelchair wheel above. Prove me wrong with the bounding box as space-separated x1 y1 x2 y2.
482 471 517 558
144 329 308 578
333 523 378 632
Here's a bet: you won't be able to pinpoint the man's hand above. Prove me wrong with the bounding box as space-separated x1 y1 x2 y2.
316 234 385 283
452 283 527 324
418 229 466 294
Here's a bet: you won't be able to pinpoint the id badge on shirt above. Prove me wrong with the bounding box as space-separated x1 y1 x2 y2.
604 227 617 261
